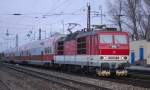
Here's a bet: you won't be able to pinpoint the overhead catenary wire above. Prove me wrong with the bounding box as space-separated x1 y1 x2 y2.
46 0 69 14
0 5 87 30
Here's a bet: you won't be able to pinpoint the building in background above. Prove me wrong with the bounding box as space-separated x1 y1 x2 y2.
130 40 150 66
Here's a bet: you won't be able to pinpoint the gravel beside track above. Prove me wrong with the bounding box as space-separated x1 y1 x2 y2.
128 70 150 79
3 63 109 90
0 80 10 90
2 63 150 90
0 64 76 90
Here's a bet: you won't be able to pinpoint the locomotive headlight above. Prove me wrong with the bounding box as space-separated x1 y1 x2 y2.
100 56 103 59
121 56 128 60
124 56 127 60
100 56 106 60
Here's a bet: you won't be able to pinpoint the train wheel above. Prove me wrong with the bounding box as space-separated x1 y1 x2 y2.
97 70 111 77
116 70 128 77
124 70 128 76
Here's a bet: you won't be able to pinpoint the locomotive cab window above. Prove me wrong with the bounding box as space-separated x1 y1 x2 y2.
114 35 127 44
99 35 113 43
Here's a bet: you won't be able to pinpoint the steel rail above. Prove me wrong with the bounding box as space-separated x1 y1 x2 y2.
0 80 11 90
3 63 110 90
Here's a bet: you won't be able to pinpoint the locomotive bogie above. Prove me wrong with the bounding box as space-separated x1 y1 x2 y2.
97 70 111 77
116 70 128 76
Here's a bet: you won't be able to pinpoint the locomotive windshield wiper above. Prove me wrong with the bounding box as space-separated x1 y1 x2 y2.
115 38 120 43
102 39 106 43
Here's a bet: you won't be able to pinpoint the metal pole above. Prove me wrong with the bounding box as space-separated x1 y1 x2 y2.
39 28 41 40
100 6 103 24
44 31 46 39
0 43 2 52
34 31 36 40
99 5 104 25
61 20 65 34
87 3 91 31
16 34 18 48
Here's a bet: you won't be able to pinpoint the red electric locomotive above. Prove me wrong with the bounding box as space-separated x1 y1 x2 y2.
55 28 129 76
3 27 129 76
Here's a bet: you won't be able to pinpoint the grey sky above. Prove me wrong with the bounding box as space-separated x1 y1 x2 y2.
0 0 108 51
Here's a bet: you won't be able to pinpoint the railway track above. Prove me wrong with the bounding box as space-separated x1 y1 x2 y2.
99 76 150 88
2 63 150 89
68 71 150 88
0 78 11 90
0 63 11 90
45 65 150 88
43 66 150 88
74 70 150 88
2 63 110 90
128 69 150 79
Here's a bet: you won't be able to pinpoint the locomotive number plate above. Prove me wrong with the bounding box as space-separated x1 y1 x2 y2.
108 56 119 59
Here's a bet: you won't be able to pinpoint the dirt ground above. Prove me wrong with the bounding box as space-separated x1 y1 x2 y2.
0 65 67 90
0 63 149 90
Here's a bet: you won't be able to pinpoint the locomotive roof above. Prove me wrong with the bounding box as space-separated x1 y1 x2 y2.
65 31 80 41
76 29 126 38
72 29 125 38
76 30 97 38
57 29 127 42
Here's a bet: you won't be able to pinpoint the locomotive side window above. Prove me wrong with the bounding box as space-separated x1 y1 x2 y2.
100 35 113 43
57 41 64 55
114 35 127 44
77 37 86 54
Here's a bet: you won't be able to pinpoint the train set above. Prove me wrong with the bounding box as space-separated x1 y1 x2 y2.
2 27 130 76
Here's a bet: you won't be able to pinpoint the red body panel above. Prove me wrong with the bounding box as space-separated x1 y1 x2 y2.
13 54 54 61
31 55 43 60
99 49 129 55
64 40 76 55
97 32 129 55
86 35 98 55
43 54 54 61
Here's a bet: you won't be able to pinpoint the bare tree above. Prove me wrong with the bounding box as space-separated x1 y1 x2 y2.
107 0 124 31
123 0 142 40
106 0 150 41
141 0 150 40
108 0 144 40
